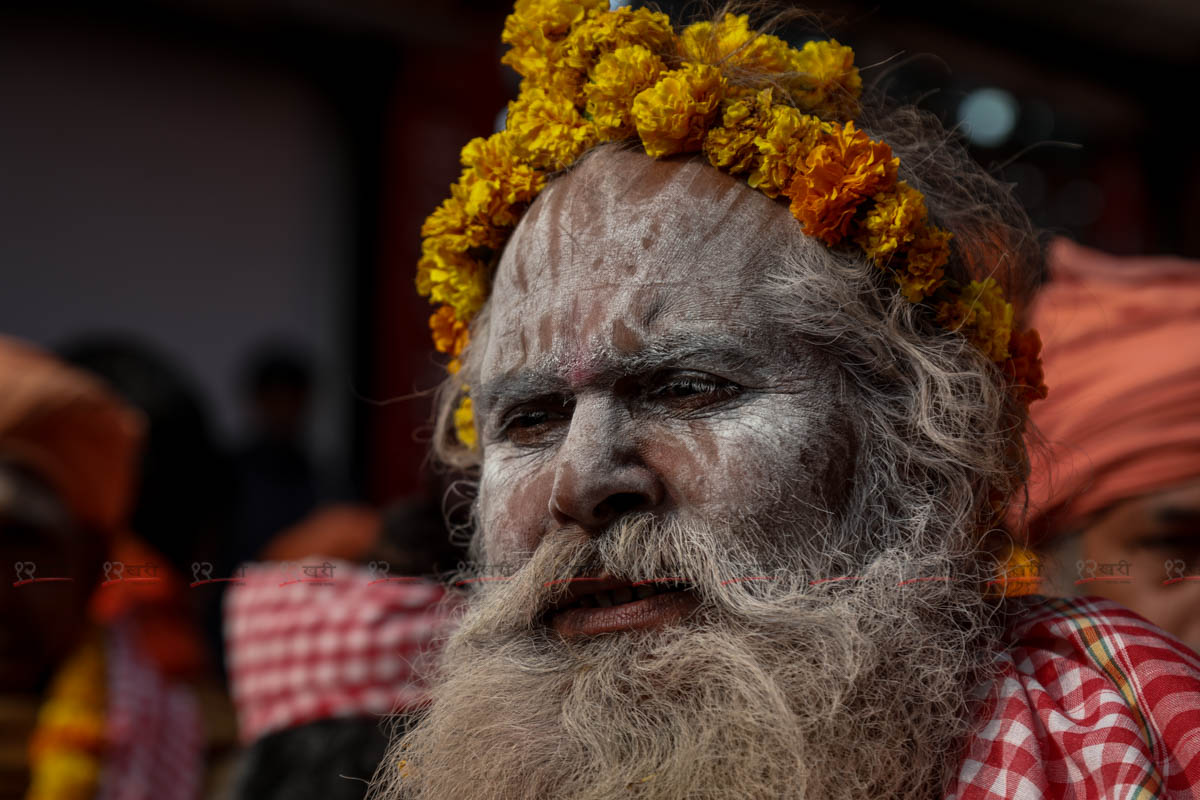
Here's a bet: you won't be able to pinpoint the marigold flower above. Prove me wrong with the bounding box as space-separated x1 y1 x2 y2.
454 394 477 449
790 39 862 119
703 88 773 175
679 13 796 75
586 45 667 140
750 104 824 198
417 238 489 320
633 64 727 157
936 277 1014 362
856 182 926 263
429 304 470 365
459 132 547 228
785 121 898 244
1003 327 1048 403
500 0 606 84
894 226 952 303
507 87 598 170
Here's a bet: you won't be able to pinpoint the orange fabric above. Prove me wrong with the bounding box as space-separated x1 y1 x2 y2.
0 336 144 536
1023 238 1200 544
260 504 381 563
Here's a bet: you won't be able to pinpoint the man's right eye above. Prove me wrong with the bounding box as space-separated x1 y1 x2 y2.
500 406 570 446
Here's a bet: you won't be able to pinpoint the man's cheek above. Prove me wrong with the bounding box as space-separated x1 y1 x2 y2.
481 463 556 558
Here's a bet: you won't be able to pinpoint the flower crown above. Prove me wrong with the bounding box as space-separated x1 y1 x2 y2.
418 0 1047 448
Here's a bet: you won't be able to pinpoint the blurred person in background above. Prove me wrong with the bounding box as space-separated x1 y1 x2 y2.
224 494 464 800
61 335 237 684
230 342 325 567
1024 238 1200 654
0 336 231 800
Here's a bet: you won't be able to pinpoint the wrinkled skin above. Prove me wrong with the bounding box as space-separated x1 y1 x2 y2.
473 146 855 570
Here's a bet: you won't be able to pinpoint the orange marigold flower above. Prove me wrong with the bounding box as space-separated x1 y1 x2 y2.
507 87 598 170
790 39 862 119
633 63 727 158
586 45 668 141
1003 327 1048 404
551 6 674 106
429 304 469 360
750 103 824 198
894 226 952 303
500 0 606 84
785 121 898 245
936 277 1014 362
454 393 477 449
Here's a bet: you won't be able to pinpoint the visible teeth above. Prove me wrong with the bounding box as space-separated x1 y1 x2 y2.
595 592 613 608
634 584 654 600
612 586 633 604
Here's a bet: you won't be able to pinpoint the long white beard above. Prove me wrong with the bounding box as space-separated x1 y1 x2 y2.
369 513 1004 800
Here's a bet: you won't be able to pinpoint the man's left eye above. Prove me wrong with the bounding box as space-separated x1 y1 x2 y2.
645 372 740 409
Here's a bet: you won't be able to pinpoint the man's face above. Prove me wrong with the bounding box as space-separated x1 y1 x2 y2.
381 148 994 800
473 147 854 625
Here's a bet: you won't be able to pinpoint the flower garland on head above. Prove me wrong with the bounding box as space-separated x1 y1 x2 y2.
417 1 1048 449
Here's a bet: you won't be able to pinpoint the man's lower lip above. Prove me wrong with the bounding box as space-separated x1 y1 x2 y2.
548 589 699 637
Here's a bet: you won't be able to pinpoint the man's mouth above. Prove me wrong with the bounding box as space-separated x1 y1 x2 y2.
544 577 699 638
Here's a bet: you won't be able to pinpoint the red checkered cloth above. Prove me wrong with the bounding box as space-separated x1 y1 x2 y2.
950 596 1200 799
224 561 462 744
99 619 203 800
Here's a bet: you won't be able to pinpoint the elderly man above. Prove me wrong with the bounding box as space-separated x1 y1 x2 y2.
371 4 1200 799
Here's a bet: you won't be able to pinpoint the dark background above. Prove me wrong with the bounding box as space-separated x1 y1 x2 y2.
2 0 1197 505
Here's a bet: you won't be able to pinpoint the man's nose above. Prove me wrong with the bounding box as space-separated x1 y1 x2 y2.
548 395 665 532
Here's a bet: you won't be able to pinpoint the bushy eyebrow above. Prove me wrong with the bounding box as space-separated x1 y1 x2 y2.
475 330 760 414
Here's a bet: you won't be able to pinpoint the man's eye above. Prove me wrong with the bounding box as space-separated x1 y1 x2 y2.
500 408 569 446
646 373 740 409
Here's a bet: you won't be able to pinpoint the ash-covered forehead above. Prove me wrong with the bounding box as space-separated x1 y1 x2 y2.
492 145 800 304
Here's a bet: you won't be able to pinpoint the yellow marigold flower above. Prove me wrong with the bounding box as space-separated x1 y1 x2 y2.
500 0 606 83
586 45 667 140
454 393 477 449
703 89 771 175
1003 327 1048 404
936 278 1014 362
790 39 862 119
785 121 898 245
567 6 674 71
749 103 824 198
895 226 952 303
417 238 489 319
856 182 926 263
421 189 506 252
459 132 547 228
507 86 598 170
679 13 795 75
534 7 674 106
633 63 727 158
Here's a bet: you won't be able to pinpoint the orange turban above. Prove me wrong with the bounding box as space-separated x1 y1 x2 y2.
1023 238 1200 544
0 335 144 535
